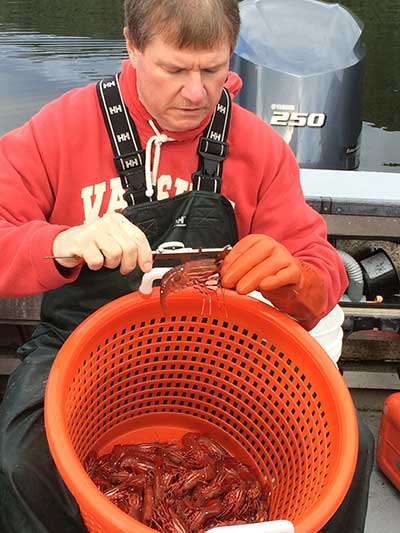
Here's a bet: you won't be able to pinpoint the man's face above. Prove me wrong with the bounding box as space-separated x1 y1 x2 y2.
125 32 231 132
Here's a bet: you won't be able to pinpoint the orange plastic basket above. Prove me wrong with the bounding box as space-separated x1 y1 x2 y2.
45 288 358 533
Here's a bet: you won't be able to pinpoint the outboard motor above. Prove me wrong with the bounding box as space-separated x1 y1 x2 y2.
232 0 366 170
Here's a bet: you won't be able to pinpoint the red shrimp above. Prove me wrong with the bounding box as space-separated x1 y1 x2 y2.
142 484 155 525
128 491 143 521
153 502 189 533
179 464 216 493
160 257 224 312
189 498 223 531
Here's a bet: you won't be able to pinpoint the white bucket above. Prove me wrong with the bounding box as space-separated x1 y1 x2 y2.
248 292 344 365
308 305 344 364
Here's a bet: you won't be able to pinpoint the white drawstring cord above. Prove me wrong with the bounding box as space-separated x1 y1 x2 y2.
145 120 174 198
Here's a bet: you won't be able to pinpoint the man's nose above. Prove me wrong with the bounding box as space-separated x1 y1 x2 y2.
180 72 206 104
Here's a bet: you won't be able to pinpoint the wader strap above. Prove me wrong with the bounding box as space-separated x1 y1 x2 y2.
96 75 232 203
191 87 232 194
96 74 149 206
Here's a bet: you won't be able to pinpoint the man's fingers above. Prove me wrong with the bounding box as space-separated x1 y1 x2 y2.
223 252 301 294
94 233 123 269
91 214 152 274
116 216 153 274
223 234 266 260
221 234 271 272
230 255 284 293
81 242 107 271
136 239 153 273
110 223 140 274
221 242 276 287
259 263 301 292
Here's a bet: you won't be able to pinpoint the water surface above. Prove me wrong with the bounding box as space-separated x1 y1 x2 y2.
0 0 399 171
336 0 400 171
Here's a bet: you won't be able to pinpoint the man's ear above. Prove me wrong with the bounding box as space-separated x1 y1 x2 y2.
124 27 139 67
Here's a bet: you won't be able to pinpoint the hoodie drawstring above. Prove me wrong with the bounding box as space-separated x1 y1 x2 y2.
145 120 174 198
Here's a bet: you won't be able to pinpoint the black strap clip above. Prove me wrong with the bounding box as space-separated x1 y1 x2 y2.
113 149 146 182
191 171 222 193
120 167 147 192
197 137 229 179
198 137 229 163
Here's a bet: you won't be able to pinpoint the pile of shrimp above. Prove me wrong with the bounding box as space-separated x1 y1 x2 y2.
85 432 270 532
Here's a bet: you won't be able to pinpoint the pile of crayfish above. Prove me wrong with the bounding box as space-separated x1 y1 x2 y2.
85 432 270 532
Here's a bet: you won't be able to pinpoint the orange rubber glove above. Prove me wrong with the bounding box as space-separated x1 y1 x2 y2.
221 234 327 329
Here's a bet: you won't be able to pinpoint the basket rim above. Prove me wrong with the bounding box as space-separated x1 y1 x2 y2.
45 288 358 533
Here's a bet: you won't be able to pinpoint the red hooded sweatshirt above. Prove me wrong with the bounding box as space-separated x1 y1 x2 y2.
0 60 347 319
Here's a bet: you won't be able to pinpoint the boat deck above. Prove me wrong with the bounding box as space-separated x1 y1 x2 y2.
362 407 400 532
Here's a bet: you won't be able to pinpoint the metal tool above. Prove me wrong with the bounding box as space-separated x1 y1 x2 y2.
43 255 81 260
151 243 232 261
44 243 232 262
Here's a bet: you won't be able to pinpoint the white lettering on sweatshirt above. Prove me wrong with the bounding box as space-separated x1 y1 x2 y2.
158 175 191 200
81 182 107 223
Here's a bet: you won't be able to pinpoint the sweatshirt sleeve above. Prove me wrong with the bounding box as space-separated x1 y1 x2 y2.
0 117 81 298
250 134 348 320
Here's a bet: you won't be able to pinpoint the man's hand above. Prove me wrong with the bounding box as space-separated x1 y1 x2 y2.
221 234 301 294
221 234 327 328
52 213 153 274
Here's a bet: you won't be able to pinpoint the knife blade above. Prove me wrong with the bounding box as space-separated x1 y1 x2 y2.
44 245 232 262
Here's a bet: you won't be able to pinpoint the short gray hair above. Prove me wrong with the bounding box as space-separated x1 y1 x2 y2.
124 0 240 51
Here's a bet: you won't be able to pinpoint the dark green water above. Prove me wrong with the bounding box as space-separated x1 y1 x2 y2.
337 0 400 171
0 0 399 171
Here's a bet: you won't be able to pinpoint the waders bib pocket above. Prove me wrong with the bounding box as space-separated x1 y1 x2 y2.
122 190 237 251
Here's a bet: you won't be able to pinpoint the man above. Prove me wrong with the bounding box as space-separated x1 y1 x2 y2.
0 1 373 531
